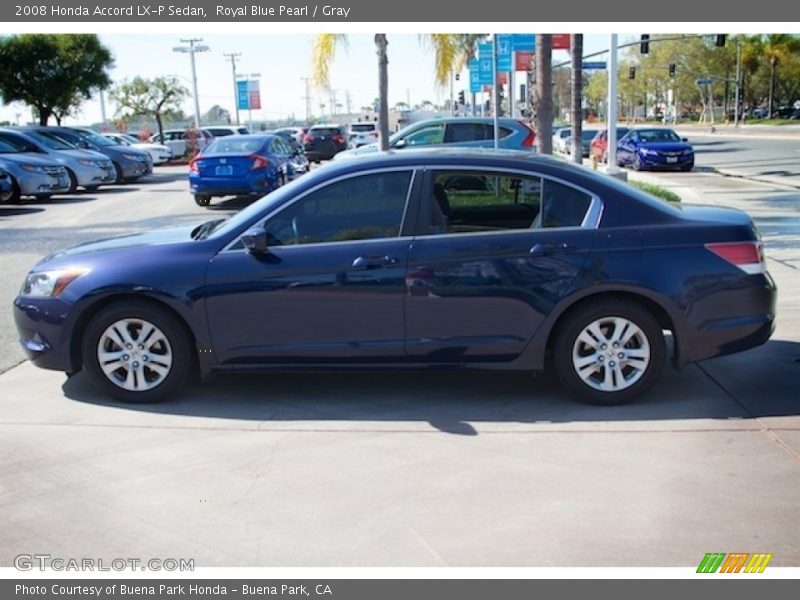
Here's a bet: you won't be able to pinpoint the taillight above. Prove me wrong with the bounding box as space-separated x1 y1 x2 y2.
250 154 269 170
371 131 379 138
705 241 765 274
519 121 536 147
303 134 314 143
188 158 199 173
334 135 345 144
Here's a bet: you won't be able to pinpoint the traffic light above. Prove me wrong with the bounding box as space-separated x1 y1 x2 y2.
629 66 636 79
455 73 460 81
458 90 465 105
640 34 650 54
669 63 676 77
715 34 726 47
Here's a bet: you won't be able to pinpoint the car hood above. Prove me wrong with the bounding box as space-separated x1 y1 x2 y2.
0 153 63 167
41 225 199 264
59 149 112 161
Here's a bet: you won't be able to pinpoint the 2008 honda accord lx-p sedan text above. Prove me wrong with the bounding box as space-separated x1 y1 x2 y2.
13 150 776 405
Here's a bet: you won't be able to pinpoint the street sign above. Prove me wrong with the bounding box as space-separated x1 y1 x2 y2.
696 78 713 85
236 80 249 110
582 61 607 70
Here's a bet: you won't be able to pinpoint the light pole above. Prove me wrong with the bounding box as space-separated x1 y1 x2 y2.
300 77 311 123
173 38 209 129
224 52 242 125
606 34 621 175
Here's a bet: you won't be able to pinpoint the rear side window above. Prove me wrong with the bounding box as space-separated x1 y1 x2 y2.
445 123 490 142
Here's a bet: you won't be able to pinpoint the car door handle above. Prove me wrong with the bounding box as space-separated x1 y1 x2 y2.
530 242 571 257
352 255 399 269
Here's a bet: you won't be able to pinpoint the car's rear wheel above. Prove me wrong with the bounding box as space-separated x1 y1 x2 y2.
554 299 665 405
194 194 211 207
81 302 192 402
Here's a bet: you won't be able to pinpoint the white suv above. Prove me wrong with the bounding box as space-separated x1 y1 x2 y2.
348 122 379 148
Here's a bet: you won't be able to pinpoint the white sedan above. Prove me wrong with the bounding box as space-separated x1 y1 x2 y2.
102 133 173 165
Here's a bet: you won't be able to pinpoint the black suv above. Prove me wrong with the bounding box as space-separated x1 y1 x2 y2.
303 124 348 162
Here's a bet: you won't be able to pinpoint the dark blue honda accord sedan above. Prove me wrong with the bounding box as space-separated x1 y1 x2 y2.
13 149 776 405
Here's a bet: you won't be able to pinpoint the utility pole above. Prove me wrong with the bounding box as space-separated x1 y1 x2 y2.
224 52 242 125
173 38 210 129
300 77 311 123
492 33 499 149
607 34 620 175
345 90 352 117
734 40 742 126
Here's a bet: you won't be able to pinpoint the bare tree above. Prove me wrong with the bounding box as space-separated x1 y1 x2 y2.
570 35 583 164
534 35 553 154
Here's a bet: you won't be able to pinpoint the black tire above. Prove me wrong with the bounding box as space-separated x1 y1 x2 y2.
65 168 78 193
553 299 666 405
84 185 100 192
194 194 211 207
113 162 124 184
81 301 193 403
2 176 20 203
680 162 694 172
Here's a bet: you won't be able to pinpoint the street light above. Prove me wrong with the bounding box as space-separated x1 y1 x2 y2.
173 38 210 129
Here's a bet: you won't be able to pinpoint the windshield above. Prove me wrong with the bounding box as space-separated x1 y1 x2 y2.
0 138 23 153
637 129 682 143
77 131 116 146
26 131 74 150
122 134 140 144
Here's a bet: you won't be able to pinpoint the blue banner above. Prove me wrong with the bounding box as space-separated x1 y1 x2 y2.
468 59 481 94
236 79 250 110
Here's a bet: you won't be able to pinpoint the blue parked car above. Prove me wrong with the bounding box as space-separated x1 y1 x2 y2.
189 134 296 207
617 128 694 171
334 117 536 160
14 149 775 406
0 140 70 202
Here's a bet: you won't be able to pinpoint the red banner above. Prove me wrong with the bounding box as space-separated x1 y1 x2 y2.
552 34 571 50
248 80 261 110
515 51 533 71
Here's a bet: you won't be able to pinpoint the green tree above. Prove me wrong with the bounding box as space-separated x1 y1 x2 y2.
0 34 113 125
109 76 189 144
761 34 800 117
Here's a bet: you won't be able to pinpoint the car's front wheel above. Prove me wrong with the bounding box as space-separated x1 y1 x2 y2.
194 194 211 207
1 177 20 203
81 302 193 402
554 299 666 405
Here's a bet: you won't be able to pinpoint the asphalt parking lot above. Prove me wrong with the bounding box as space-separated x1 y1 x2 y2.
1 164 798 567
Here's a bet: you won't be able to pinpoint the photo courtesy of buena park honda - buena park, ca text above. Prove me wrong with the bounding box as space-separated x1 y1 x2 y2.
0 0 799 598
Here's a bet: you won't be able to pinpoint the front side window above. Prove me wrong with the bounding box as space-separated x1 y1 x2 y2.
423 170 592 235
401 123 445 146
262 171 412 246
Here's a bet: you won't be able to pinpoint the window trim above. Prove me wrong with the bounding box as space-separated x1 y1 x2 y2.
222 167 419 252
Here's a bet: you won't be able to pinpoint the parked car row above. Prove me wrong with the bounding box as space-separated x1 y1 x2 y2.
0 125 155 202
554 125 695 172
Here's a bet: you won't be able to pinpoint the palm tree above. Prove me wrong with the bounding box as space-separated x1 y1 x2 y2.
312 34 390 150
762 34 800 118
535 34 553 154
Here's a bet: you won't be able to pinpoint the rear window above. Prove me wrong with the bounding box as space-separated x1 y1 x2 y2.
350 124 376 132
310 128 344 136
208 128 236 137
206 138 264 154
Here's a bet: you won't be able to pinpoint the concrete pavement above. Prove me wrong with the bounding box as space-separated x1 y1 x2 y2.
1 165 798 567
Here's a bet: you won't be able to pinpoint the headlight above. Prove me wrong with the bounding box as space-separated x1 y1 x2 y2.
684 148 694 154
640 148 658 156
21 268 90 297
122 153 144 161
78 159 102 167
21 164 47 173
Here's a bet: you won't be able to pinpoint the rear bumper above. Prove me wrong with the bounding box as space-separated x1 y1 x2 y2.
189 174 277 197
678 272 777 365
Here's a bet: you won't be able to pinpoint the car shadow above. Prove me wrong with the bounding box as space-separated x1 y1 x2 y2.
0 206 44 217
207 196 260 211
19 195 97 205
61 339 800 435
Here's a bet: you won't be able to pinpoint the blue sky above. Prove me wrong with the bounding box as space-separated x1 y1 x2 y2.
0 33 619 126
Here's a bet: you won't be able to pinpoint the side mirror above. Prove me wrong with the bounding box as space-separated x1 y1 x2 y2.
392 139 407 149
682 137 688 142
241 226 268 255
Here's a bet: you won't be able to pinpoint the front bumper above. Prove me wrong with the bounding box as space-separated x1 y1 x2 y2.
120 158 153 179
17 172 70 196
74 164 116 187
639 152 694 169
13 296 78 373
